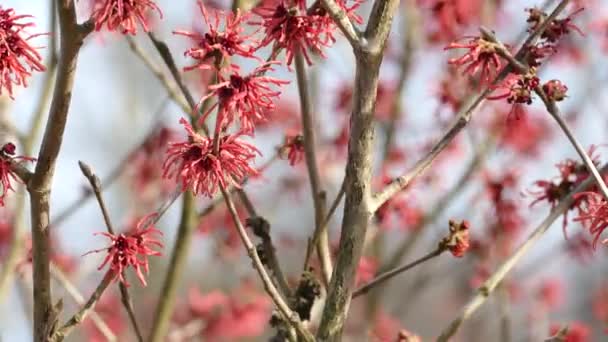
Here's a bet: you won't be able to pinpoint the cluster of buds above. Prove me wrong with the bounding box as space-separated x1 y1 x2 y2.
440 219 471 258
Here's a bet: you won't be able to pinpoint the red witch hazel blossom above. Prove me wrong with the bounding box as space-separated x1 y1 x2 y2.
573 191 608 249
163 118 260 198
199 62 289 135
85 213 163 286
91 0 163 35
444 36 503 85
253 0 362 65
441 219 471 258
279 131 305 166
0 7 46 98
0 142 34 207
487 68 540 119
528 145 603 238
174 1 258 72
526 7 585 43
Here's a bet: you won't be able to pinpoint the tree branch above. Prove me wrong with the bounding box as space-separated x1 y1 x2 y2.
28 1 91 339
437 163 608 341
318 0 360 47
371 0 571 212
295 52 332 286
78 161 144 342
219 185 315 342
353 246 444 298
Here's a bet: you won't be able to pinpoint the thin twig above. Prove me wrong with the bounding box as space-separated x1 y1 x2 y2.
50 272 114 342
437 163 608 341
219 185 315 342
52 97 169 229
78 161 144 342
481 26 608 201
295 52 332 286
50 265 116 342
352 247 444 298
28 2 92 338
371 0 571 212
0 0 57 304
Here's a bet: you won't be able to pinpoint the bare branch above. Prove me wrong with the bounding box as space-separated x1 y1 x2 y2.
295 52 332 286
437 163 608 341
353 247 444 298
50 265 116 342
78 161 144 342
29 1 92 338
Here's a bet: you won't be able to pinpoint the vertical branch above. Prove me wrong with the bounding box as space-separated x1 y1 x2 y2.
316 53 381 341
148 192 197 342
294 52 332 285
28 1 91 339
0 0 58 303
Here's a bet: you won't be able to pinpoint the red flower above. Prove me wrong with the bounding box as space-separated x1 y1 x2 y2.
445 36 502 85
442 219 471 257
91 0 163 35
85 213 163 286
548 321 591 342
253 0 335 65
527 7 584 43
0 7 46 98
279 132 305 166
574 191 608 248
487 70 540 119
0 143 34 207
199 62 288 135
542 79 568 102
163 118 260 197
174 2 257 72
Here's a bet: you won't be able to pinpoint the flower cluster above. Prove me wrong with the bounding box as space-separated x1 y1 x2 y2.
199 62 289 135
173 3 258 72
254 0 362 65
86 213 163 286
0 7 46 98
91 0 163 35
163 118 260 198
444 36 502 85
528 146 603 238
445 7 583 113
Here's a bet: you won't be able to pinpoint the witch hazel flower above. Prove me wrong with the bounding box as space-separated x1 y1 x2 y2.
174 1 258 72
91 0 163 35
199 62 288 135
85 213 163 286
444 36 503 85
279 131 305 166
574 191 608 249
526 7 585 43
440 219 471 257
0 143 34 207
253 0 337 65
487 68 540 119
163 118 260 198
528 145 602 237
0 7 46 98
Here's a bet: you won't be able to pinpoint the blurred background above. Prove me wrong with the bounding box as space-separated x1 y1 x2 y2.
1 0 608 340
